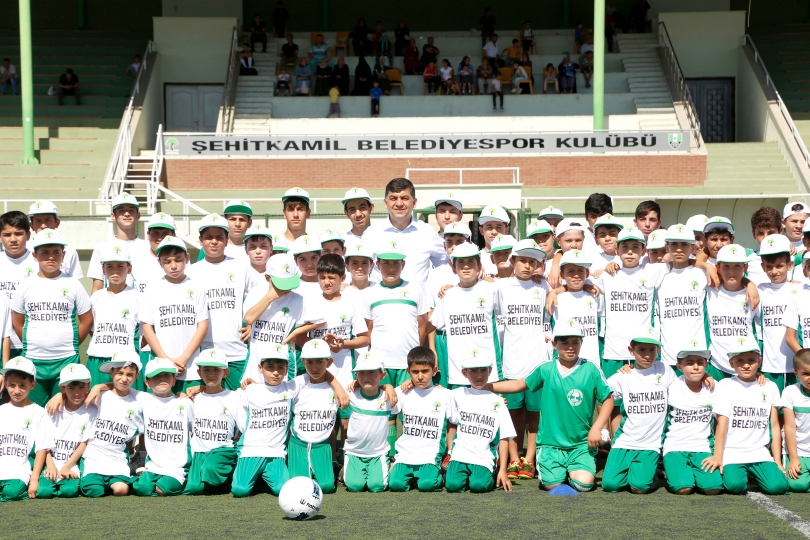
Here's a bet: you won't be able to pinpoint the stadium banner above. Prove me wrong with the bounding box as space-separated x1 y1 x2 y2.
162 131 691 157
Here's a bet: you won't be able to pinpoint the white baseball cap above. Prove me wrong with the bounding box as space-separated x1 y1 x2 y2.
111 192 139 210
282 187 310 203
617 226 645 244
511 239 546 261
144 357 178 378
559 248 591 268
646 230 668 250
527 219 554 237
272 235 290 252
489 234 517 253
28 200 58 217
450 242 481 259
555 218 588 238
478 205 510 225
224 199 253 216
376 238 406 260
460 349 493 369
99 244 131 263
265 253 300 290
261 343 291 362
196 348 228 368
100 350 142 373
1 357 37 380
593 213 624 231
553 320 584 339
198 213 230 233
685 214 709 233
441 222 472 237
676 349 711 360
147 212 176 231
345 241 375 260
319 229 344 245
155 235 188 255
58 363 91 386
759 234 792 256
631 326 662 347
665 224 696 244
244 224 273 240
784 201 810 219
352 351 384 372
300 339 331 359
434 192 463 213
290 235 321 255
727 335 762 358
32 228 66 248
703 216 734 236
342 187 372 205
716 244 749 264
537 206 564 220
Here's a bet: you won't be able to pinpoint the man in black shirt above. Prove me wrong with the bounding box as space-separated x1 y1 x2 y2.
250 14 267 53
57 68 80 105
281 34 299 66
480 7 495 46
272 0 290 38
420 37 440 68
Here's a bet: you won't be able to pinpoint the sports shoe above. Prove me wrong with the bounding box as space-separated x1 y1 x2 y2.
337 466 346 487
129 450 147 476
492 106 497 111
518 457 535 479
506 460 521 479
500 106 504 111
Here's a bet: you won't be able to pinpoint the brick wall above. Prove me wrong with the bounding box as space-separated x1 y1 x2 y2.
165 154 707 190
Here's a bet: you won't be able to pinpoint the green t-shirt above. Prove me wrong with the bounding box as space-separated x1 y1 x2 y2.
525 359 612 449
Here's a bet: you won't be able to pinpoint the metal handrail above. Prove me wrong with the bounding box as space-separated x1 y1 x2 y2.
218 26 240 133
745 34 810 169
657 22 701 149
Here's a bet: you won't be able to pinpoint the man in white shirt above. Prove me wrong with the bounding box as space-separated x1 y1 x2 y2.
482 35 499 64
362 178 446 285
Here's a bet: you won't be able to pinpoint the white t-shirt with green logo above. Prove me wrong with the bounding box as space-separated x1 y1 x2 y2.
550 290 602 364
784 286 810 370
706 286 755 374
427 264 457 306
713 377 781 465
44 404 96 477
88 237 154 291
0 294 14 350
662 377 716 455
11 274 91 360
237 380 299 458
138 393 192 483
655 266 708 365
755 282 798 373
0 402 49 483
189 256 262 362
343 388 393 458
430 280 499 386
82 390 143 477
447 387 516 472
190 389 242 454
0 251 38 350
391 386 451 465
308 295 368 388
608 362 676 451
139 276 209 381
87 287 140 358
495 277 551 379
782 383 810 457
290 374 338 444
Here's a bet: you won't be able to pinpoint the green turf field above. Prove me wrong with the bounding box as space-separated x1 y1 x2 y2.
9 481 809 540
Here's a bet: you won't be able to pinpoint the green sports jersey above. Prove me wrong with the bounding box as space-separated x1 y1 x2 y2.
525 358 611 449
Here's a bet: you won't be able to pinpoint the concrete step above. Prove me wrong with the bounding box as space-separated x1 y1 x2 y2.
235 96 274 103
233 115 272 120
636 106 676 113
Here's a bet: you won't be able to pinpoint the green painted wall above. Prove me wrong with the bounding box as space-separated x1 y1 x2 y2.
0 0 161 32
153 17 236 83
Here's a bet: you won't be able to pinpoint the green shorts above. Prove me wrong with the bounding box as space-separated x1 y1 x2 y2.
504 380 542 412
785 455 810 493
287 435 335 494
433 331 448 387
723 461 789 495
344 454 388 493
445 460 494 493
706 363 733 381
762 372 797 392
184 447 238 495
389 462 442 492
381 368 410 387
602 448 659 493
537 445 596 487
601 359 632 380
132 471 185 497
223 359 247 391
662 451 722 493
35 475 81 499
26 355 79 407
80 473 131 498
0 479 27 502
232 456 289 497
86 356 113 387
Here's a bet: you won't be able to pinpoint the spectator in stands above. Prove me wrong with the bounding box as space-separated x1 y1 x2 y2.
333 57 350 96
276 68 291 95
250 14 267 53
458 56 475 95
423 60 440 95
574 22 585 54
309 34 332 68
543 63 559 94
580 51 594 88
1 58 17 95
372 21 385 52
239 43 258 76
351 19 373 57
314 58 333 96
404 38 421 74
373 56 392 95
271 0 289 38
421 37 440 70
631 0 651 33
511 61 527 94
506 39 522 65
378 34 393 66
581 33 594 55
439 59 454 95
480 7 496 47
326 83 341 118
394 21 410 56
522 21 535 53
607 0 629 34
483 34 499 66
295 57 312 95
281 34 299 66
352 55 373 96
558 54 579 94
476 57 495 95
370 80 382 117
491 72 503 112
57 68 80 105
447 80 462 96
521 52 534 85
124 55 141 78
604 5 616 52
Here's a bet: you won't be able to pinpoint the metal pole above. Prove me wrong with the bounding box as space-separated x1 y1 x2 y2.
18 0 38 164
592 0 605 131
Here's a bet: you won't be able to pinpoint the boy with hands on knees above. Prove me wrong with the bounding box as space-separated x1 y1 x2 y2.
782 348 810 492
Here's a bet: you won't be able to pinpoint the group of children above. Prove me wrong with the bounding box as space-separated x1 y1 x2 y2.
1 181 810 502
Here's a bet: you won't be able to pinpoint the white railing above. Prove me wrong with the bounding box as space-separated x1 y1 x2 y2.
405 167 520 185
101 39 155 205
174 197 384 214
521 193 809 207
657 22 701 149
745 34 810 169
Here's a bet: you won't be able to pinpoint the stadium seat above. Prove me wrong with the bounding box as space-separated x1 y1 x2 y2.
498 66 513 93
520 66 534 94
334 32 349 55
388 68 404 95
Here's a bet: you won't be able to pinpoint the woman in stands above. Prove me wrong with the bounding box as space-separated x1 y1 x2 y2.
423 60 439 95
352 55 373 96
333 57 351 96
439 59 454 96
558 54 579 94
295 57 312 95
373 56 392 95
314 58 333 96
511 61 527 94
457 56 475 95
394 21 410 56
404 39 421 75
351 19 373 57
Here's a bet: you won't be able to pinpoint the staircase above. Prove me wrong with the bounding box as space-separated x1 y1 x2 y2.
232 39 278 133
704 142 800 193
616 34 679 131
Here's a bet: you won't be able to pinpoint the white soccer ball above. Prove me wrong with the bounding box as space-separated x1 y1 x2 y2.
278 477 324 520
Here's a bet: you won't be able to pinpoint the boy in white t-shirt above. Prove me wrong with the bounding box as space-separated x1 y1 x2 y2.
11 229 92 406
589 213 622 274
243 225 274 275
784 349 810 492
526 219 556 273
86 245 141 387
281 187 311 242
0 358 49 502
223 199 253 260
139 236 209 394
645 229 668 264
783 201 810 254
320 229 346 256
33 364 96 499
343 352 394 493
547 217 588 287
478 204 510 276
139 212 177 295
344 241 376 291
342 187 374 242
434 193 463 235
550 249 602 364
703 337 789 495
0 211 37 358
290 235 323 304
444 351 516 493
27 200 82 278
190 214 261 389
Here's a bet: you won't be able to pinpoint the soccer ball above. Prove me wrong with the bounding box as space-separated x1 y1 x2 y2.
278 477 324 520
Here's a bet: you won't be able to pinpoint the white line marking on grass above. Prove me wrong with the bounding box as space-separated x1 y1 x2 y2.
747 492 810 538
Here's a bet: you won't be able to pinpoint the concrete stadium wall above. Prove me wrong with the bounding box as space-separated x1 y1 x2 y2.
162 0 241 21
131 53 164 155
736 46 776 143
153 17 236 84
657 11 745 79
